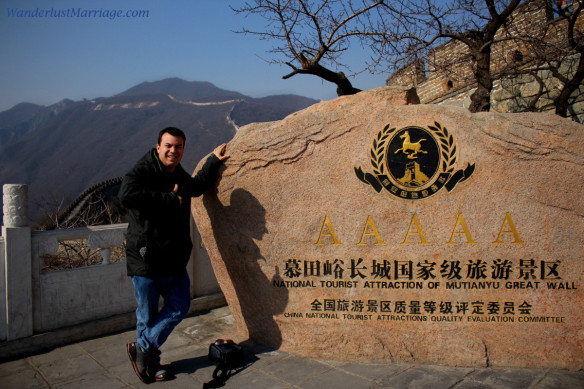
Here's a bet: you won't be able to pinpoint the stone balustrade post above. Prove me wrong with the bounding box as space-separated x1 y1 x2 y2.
2 184 33 340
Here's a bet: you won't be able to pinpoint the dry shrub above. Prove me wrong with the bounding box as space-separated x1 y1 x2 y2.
42 239 126 272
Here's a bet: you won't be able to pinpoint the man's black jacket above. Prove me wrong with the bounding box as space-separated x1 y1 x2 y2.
119 149 221 277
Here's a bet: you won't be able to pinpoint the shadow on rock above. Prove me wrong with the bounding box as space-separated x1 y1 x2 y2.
203 187 289 350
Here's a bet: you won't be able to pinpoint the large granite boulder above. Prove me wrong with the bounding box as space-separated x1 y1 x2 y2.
192 87 584 369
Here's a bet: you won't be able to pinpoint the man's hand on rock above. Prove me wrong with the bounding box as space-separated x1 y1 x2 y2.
213 143 230 161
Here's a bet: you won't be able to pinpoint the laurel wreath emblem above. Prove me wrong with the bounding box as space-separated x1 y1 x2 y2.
356 121 475 199
369 122 456 175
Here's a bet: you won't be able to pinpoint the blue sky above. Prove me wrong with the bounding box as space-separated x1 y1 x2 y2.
0 0 390 111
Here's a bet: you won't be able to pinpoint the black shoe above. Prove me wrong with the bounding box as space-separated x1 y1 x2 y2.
148 349 169 382
127 342 152 383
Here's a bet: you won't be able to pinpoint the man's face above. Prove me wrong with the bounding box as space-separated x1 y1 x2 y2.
156 133 185 172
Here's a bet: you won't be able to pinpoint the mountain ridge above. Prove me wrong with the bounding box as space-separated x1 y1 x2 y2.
116 78 247 102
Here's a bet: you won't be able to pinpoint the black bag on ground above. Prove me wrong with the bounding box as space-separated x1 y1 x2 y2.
208 340 244 371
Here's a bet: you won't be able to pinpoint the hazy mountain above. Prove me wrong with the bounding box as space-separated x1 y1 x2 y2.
0 99 74 148
0 78 318 225
117 78 246 102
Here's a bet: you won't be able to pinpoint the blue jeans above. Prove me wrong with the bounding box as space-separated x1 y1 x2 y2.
132 270 191 353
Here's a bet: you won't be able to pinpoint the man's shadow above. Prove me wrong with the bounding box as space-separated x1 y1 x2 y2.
205 188 288 347
194 188 288 386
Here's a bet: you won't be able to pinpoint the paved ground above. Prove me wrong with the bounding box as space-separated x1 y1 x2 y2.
1 306 583 388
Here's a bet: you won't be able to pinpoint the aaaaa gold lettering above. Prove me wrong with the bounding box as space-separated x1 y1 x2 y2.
314 213 524 246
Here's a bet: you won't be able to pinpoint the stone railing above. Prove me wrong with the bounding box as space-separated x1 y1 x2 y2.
1 184 224 358
30 223 131 334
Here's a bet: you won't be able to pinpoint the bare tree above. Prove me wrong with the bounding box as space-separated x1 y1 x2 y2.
234 0 527 111
528 0 584 117
234 0 580 117
36 192 126 230
371 0 525 112
485 0 583 117
66 193 125 228
35 193 68 230
36 192 127 271
232 0 389 96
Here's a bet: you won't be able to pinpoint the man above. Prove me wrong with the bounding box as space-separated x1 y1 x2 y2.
119 127 229 383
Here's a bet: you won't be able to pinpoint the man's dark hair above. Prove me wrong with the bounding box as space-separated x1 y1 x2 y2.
158 127 186 145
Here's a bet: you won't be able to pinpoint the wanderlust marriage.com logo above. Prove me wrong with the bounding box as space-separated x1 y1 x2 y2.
6 7 150 20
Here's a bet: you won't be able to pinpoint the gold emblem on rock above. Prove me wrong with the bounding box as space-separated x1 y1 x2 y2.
355 122 475 200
